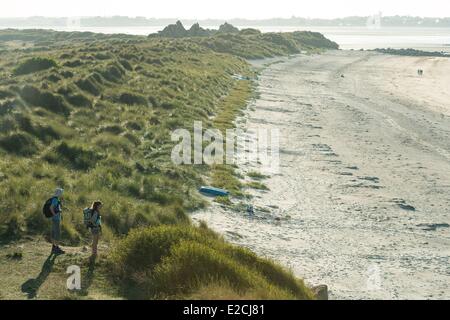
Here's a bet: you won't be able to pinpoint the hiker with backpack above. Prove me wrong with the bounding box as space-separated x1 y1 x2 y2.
83 201 103 257
43 188 65 255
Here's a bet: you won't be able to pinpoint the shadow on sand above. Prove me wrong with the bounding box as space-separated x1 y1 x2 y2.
79 255 96 295
21 251 98 298
21 253 57 299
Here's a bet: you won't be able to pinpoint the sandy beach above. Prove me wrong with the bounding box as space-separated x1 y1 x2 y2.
192 50 450 299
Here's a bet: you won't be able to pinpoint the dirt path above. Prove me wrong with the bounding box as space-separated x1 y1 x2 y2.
192 51 450 300
0 238 114 299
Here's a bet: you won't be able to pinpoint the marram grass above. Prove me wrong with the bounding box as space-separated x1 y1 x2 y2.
0 28 334 299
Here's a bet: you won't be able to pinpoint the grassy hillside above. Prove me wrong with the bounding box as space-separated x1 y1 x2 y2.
109 224 313 299
151 21 339 59
193 30 339 59
0 32 249 243
0 28 333 299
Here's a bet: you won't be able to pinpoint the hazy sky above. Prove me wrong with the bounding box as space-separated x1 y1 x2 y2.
1 0 449 19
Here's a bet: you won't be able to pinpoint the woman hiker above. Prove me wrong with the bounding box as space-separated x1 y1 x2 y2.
49 188 65 255
84 201 103 257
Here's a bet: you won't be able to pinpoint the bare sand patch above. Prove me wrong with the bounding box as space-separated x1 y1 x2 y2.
192 51 450 299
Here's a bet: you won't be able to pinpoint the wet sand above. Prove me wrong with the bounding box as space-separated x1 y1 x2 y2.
192 51 450 299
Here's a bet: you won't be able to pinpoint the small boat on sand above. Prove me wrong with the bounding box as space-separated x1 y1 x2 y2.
199 186 229 197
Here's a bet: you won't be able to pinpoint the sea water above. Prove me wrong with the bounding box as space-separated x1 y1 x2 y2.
1 25 450 52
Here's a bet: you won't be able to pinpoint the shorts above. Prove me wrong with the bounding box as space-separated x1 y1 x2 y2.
90 226 101 235
51 219 61 241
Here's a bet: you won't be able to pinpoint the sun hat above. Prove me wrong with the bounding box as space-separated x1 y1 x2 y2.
54 188 64 198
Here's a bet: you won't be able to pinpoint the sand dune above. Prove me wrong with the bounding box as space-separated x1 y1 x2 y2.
192 51 450 300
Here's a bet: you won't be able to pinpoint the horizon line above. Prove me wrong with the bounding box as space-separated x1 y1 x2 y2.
1 15 450 20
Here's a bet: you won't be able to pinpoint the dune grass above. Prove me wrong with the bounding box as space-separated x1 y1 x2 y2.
247 171 269 180
209 80 253 197
0 37 248 244
13 57 57 76
108 224 313 300
247 181 270 191
0 28 335 299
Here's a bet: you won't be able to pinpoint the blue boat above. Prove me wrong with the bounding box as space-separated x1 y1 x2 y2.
199 186 229 197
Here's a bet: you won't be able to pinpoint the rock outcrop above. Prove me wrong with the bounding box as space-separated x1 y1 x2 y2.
312 284 329 300
189 23 210 37
153 21 241 38
156 20 187 38
218 22 239 34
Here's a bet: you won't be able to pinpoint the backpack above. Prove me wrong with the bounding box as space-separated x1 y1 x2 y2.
43 197 57 218
83 208 98 228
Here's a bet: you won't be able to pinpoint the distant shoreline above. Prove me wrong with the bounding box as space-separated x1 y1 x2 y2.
2 25 450 52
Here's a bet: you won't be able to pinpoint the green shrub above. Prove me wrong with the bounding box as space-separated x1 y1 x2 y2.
0 99 24 116
90 72 104 84
60 220 81 245
247 171 268 180
6 249 23 260
109 225 313 299
98 124 124 134
186 282 291 300
291 31 338 49
103 211 124 235
45 121 74 139
148 96 159 107
93 133 132 155
63 60 83 68
100 157 133 178
60 70 74 78
47 74 62 83
247 181 269 190
156 204 188 224
0 132 39 156
211 165 243 196
122 132 141 146
65 93 92 107
25 207 50 234
124 120 143 131
59 53 73 59
15 114 61 142
94 53 112 60
118 92 147 106
262 33 298 52
0 88 14 99
28 125 59 143
99 64 124 83
19 85 70 115
140 177 183 205
0 115 17 133
239 28 262 36
151 241 256 296
214 196 232 205
222 246 310 298
374 47 449 57
13 57 57 75
160 101 177 109
75 76 101 96
3 214 26 240
45 141 104 170
119 59 133 71
110 225 210 276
